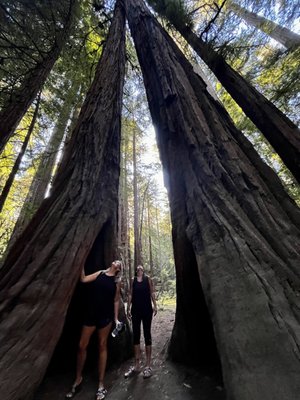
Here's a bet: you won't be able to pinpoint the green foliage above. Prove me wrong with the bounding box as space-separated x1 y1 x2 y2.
216 83 300 204
158 295 176 310
148 0 194 28
254 47 300 123
120 55 175 297
0 0 108 256
0 106 41 255
0 0 77 109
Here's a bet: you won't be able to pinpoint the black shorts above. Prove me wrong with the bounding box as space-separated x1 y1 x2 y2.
83 314 113 330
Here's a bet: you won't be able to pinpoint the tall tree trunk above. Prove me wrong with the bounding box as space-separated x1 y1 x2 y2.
64 89 84 146
139 183 148 244
147 197 154 277
0 1 125 399
126 1 300 399
8 81 80 247
133 128 142 268
155 205 161 266
118 144 129 293
123 134 131 285
0 92 41 213
0 0 77 153
228 0 300 50
122 128 132 283
148 1 300 184
128 226 132 283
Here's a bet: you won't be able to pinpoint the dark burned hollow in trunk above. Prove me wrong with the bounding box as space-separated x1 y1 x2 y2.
48 219 131 374
168 226 223 380
165 165 223 380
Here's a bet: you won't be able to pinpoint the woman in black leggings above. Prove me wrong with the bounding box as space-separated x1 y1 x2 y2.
125 265 157 378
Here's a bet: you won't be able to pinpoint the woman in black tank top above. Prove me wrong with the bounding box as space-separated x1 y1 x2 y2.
125 265 157 379
66 260 122 400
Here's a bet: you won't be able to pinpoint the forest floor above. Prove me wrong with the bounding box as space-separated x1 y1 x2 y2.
35 303 225 400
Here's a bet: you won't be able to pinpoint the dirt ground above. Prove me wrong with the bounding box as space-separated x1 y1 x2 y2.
35 305 225 400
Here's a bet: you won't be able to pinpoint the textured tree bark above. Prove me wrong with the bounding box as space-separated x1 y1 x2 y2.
0 1 126 399
228 0 300 50
0 92 41 213
0 0 77 153
148 1 300 183
126 1 300 399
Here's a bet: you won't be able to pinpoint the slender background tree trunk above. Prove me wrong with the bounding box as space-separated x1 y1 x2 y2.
123 134 131 285
147 197 154 277
133 127 142 268
228 0 300 50
8 81 80 248
0 92 41 213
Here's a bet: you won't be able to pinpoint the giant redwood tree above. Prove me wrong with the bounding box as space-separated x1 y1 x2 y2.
0 0 77 153
0 1 126 399
148 0 300 184
125 0 300 399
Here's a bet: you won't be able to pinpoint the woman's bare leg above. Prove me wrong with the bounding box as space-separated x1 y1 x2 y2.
75 325 96 384
97 322 112 389
134 344 141 370
145 345 151 368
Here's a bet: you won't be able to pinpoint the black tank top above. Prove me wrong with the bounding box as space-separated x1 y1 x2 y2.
131 276 152 316
87 273 116 319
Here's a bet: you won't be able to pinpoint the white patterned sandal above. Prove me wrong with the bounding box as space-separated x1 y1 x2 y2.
96 388 107 400
65 380 82 398
143 367 152 379
124 365 136 378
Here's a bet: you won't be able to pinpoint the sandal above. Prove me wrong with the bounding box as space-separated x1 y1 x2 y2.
65 381 82 398
143 367 152 379
124 365 136 378
96 388 107 400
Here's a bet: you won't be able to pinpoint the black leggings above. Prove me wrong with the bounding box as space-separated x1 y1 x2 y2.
132 312 153 346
